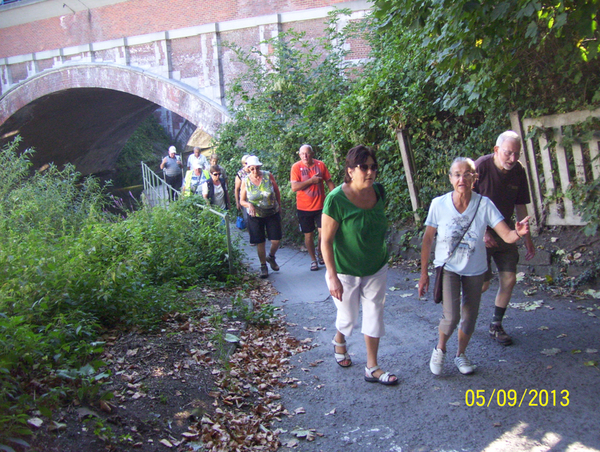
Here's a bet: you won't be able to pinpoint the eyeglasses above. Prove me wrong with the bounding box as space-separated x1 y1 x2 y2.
212 172 221 176
356 164 378 172
500 148 521 158
248 166 259 171
450 172 475 179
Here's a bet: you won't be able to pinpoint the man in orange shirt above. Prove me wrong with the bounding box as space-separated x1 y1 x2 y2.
291 144 335 271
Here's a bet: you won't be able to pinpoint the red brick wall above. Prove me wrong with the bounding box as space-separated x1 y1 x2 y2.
0 0 352 58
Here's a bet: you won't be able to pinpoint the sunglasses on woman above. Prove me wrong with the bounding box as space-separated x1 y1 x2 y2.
212 172 221 176
356 164 378 172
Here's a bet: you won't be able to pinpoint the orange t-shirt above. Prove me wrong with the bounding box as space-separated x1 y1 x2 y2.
290 159 332 211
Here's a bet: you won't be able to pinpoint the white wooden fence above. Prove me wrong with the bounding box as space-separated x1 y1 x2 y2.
398 109 600 231
510 108 600 230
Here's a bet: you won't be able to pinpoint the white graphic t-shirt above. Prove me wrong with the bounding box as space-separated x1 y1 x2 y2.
424 192 504 276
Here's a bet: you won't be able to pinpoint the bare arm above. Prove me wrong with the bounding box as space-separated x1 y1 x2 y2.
270 174 282 211
234 175 242 210
321 213 342 300
492 217 530 244
326 179 335 192
291 176 323 192
516 204 536 260
418 226 436 298
240 181 255 217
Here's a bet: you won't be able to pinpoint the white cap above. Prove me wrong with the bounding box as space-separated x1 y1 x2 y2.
168 146 176 154
246 155 262 167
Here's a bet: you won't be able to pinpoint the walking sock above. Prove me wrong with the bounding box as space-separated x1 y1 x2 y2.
492 306 507 323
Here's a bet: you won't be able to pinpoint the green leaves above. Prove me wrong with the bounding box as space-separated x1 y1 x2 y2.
0 139 246 445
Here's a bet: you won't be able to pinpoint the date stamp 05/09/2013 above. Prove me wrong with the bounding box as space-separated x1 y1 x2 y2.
465 389 570 407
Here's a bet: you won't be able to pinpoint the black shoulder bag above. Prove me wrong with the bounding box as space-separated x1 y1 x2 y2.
433 195 482 303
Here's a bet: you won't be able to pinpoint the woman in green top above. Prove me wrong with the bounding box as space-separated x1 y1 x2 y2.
321 145 398 386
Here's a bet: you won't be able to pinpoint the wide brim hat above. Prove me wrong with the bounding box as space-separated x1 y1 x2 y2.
246 156 262 167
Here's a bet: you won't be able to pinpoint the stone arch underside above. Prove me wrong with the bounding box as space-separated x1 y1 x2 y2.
0 64 229 175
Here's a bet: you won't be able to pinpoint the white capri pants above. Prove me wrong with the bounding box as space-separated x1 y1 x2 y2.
326 264 388 338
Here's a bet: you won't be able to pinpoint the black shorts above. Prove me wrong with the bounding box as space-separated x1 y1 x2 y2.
484 231 519 281
297 209 322 234
247 212 283 244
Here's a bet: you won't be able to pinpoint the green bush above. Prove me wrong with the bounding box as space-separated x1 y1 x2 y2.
0 138 243 443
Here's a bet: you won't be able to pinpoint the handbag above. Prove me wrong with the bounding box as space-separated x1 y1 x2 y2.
432 195 482 304
236 215 246 230
433 265 445 304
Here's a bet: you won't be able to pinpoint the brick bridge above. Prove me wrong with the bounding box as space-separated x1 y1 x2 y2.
0 0 369 175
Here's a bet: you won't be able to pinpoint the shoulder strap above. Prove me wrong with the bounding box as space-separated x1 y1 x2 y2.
444 194 482 264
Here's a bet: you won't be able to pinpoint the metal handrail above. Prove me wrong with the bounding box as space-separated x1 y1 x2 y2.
140 161 234 274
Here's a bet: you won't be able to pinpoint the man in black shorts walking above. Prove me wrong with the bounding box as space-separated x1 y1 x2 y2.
290 145 335 271
474 131 536 345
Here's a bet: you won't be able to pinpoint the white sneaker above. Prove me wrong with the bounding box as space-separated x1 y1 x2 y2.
429 348 445 375
454 353 475 375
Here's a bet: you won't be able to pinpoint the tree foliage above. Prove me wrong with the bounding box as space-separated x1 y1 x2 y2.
373 0 600 115
215 2 599 229
216 11 362 237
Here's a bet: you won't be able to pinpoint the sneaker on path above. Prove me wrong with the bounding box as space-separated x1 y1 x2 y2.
489 322 513 346
454 353 475 375
260 264 269 279
429 348 445 375
266 254 280 271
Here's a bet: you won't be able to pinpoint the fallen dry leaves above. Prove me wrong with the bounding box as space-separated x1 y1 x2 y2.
191 322 313 451
150 282 312 451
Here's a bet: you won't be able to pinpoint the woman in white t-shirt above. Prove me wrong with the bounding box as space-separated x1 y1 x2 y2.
419 157 529 376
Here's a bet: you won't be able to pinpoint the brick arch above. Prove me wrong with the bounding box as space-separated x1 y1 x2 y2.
0 63 230 136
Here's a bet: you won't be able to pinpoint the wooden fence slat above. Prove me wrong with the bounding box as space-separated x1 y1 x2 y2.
590 140 600 180
511 111 540 232
554 130 580 223
537 135 562 224
572 142 586 183
519 108 599 227
395 128 421 223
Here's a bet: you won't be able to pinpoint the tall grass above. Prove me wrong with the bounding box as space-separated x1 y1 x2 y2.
0 138 242 446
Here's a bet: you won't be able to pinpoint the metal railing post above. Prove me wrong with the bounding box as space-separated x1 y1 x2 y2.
225 214 234 275
140 161 234 274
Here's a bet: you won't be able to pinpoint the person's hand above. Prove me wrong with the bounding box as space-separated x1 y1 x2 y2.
247 204 256 217
162 157 167 164
516 216 530 238
524 235 536 261
236 203 241 210
312 175 323 184
418 273 429 298
483 230 497 248
327 273 343 301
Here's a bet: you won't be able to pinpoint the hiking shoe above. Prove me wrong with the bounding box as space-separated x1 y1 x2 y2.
454 353 475 375
429 348 445 375
266 254 279 271
260 264 269 279
489 322 513 346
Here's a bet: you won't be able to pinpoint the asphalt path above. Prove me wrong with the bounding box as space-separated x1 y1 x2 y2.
237 230 600 452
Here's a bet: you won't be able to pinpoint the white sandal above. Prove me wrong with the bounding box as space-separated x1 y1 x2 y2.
364 365 398 386
332 338 352 367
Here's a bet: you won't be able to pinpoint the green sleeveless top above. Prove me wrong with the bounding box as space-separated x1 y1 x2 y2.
245 170 278 217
